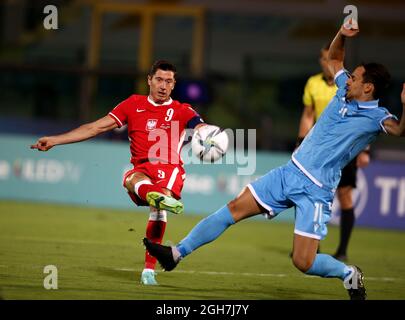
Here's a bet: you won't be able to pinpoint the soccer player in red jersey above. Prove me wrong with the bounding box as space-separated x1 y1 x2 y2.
31 60 208 285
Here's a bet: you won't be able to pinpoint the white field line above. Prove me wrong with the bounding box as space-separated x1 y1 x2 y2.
0 264 398 282
113 267 398 282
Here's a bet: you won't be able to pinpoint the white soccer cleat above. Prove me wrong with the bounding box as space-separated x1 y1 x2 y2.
140 269 158 285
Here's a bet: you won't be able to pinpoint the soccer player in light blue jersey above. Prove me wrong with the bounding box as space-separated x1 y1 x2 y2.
144 23 405 299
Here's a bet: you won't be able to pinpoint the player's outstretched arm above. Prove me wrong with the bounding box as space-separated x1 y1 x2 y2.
327 22 359 77
30 115 118 151
383 83 405 137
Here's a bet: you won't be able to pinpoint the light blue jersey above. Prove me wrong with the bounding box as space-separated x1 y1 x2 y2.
292 69 396 190
248 68 397 239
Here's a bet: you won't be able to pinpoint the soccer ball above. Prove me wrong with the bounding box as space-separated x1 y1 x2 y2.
191 125 229 162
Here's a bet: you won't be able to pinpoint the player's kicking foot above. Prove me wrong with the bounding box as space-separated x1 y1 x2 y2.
146 191 184 215
345 265 367 300
143 238 179 271
140 269 158 285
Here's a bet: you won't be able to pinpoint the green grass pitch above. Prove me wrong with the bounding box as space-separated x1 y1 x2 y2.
1 200 405 300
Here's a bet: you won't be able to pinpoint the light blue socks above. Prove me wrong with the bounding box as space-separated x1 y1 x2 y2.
306 253 352 280
175 206 352 283
176 205 235 258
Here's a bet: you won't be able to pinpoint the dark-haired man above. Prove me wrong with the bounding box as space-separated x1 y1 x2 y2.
144 23 405 300
31 60 207 285
297 44 371 262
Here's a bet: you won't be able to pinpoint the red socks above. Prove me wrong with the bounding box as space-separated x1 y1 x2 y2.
135 180 165 201
144 210 167 270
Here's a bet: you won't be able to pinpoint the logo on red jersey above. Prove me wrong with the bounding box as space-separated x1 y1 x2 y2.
146 119 158 131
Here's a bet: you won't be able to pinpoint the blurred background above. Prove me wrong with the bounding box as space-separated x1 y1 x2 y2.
1 0 405 301
0 0 404 227
1 0 405 154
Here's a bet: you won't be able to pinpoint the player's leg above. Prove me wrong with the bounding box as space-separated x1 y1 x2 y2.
292 234 319 272
292 197 339 275
143 187 172 267
176 186 263 256
293 233 365 299
289 209 321 258
123 168 178 284
141 206 168 285
140 166 185 284
144 165 289 271
292 234 349 276
125 170 183 214
293 187 366 300
143 186 264 271
334 159 357 261
334 186 354 261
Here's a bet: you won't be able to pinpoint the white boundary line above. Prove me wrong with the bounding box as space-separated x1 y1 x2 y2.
113 268 397 282
0 264 398 282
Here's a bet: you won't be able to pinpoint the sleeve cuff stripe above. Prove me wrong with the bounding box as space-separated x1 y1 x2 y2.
334 69 345 81
109 112 123 127
380 114 397 134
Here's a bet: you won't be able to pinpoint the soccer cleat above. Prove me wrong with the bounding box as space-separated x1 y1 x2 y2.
146 192 184 215
345 265 367 300
140 269 158 285
143 238 179 271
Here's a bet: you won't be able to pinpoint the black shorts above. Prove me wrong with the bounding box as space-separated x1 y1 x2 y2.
338 157 358 188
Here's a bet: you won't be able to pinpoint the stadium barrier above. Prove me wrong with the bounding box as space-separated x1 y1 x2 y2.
0 134 404 230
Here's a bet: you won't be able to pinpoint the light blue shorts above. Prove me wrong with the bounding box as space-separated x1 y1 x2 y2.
248 161 335 240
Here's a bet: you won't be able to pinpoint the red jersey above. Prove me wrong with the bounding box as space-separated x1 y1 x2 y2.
109 95 203 166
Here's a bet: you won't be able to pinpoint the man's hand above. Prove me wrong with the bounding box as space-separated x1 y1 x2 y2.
327 21 359 77
401 83 405 105
340 19 359 37
30 137 56 151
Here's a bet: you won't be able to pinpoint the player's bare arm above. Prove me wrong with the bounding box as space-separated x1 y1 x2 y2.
297 104 315 140
357 147 371 168
328 23 359 76
30 115 118 151
383 83 405 137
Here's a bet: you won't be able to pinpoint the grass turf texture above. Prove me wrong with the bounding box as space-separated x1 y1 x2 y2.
1 200 404 300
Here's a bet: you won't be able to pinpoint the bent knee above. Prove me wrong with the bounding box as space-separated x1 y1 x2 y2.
227 196 249 218
124 174 135 191
226 187 262 222
292 255 314 273
227 198 238 213
124 173 150 192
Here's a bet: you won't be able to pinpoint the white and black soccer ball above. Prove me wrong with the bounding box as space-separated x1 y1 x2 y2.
191 125 229 162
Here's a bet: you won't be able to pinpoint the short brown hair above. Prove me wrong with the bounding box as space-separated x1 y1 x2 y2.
148 60 177 78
